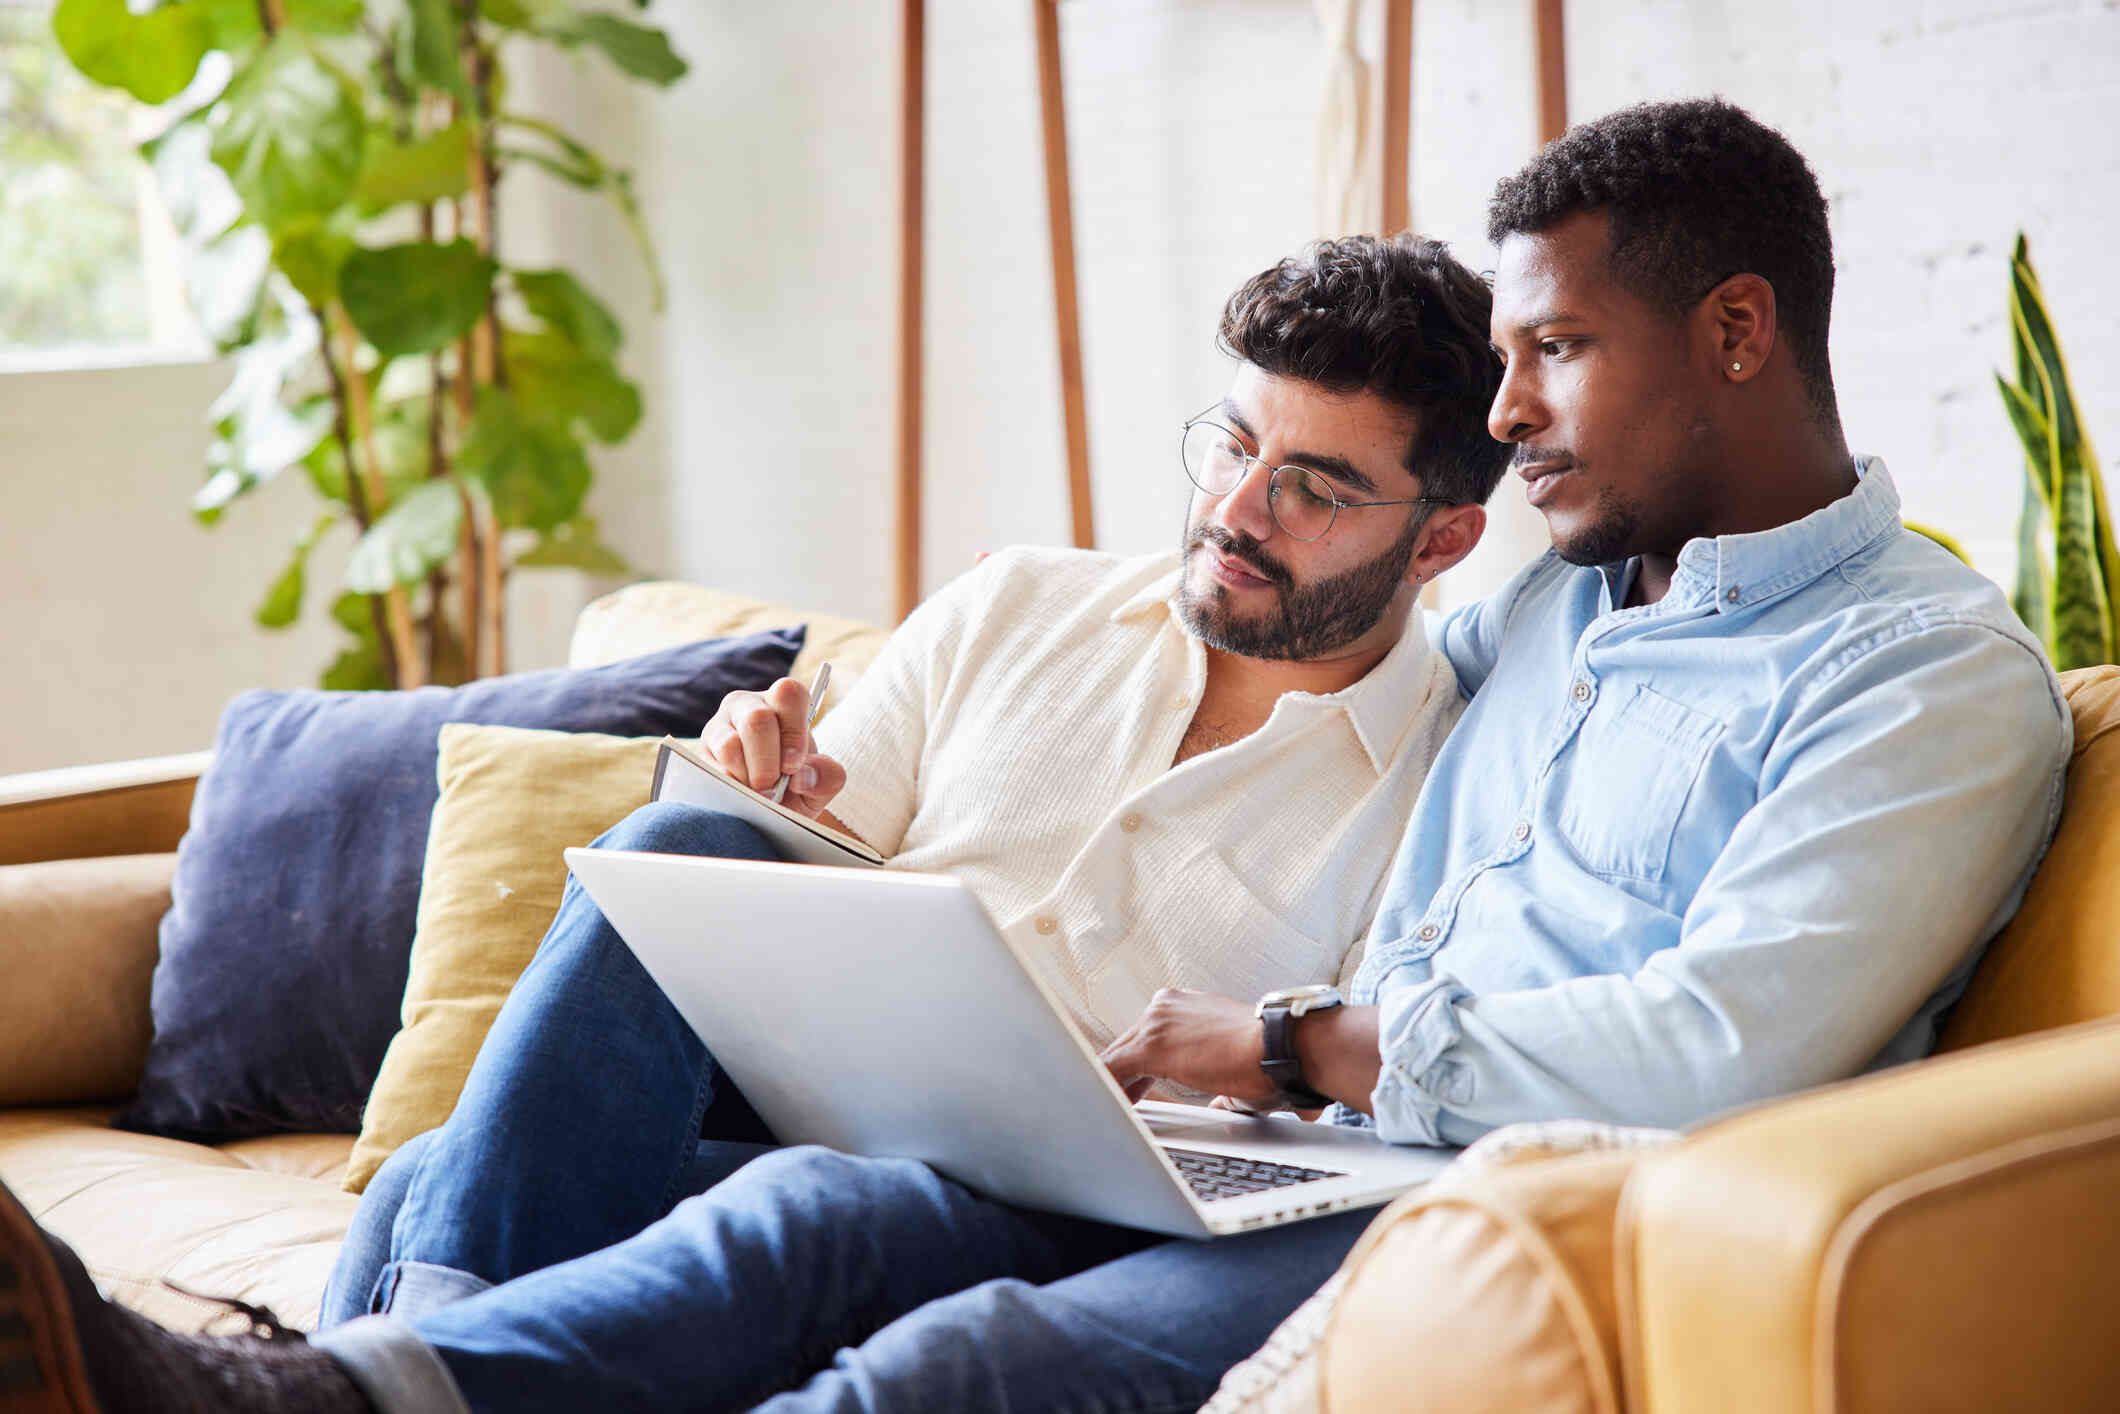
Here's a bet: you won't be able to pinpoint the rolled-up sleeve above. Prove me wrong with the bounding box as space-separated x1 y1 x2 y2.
1367 620 2070 1147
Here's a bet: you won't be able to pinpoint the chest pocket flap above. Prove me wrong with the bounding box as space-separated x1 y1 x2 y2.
1554 683 1724 882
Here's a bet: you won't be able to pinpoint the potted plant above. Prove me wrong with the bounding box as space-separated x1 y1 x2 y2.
52 0 688 687
1997 233 2117 671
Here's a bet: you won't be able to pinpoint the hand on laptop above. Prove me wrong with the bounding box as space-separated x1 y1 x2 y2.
1099 988 1382 1116
1099 990 1281 1110
702 677 848 819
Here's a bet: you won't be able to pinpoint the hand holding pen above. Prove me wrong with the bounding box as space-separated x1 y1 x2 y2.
698 661 847 819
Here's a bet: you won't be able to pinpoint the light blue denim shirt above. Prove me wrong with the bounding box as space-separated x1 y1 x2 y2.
1344 458 2071 1147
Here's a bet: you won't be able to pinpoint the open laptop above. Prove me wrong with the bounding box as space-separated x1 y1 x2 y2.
563 848 1455 1239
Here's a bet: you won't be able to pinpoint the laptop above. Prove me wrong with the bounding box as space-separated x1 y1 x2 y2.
563 848 1455 1239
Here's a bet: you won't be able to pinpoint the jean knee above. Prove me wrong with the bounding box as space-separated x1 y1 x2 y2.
715 1146 940 1223
596 800 781 861
323 1129 435 1325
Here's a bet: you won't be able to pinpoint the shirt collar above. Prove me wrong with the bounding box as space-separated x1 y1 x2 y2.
1604 454 1903 612
1113 557 1438 775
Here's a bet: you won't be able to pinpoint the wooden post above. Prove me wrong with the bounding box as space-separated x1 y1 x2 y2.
894 0 926 622
1034 0 1095 550
1379 0 1412 236
1535 0 1568 144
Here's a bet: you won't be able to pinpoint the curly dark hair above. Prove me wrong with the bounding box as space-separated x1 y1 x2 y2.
1487 97 1839 421
1217 234 1509 507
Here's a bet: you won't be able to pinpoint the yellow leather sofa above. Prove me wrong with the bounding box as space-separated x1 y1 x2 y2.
3 584 2116 1412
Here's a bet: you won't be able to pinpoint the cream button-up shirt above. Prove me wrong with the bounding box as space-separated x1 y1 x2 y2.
816 544 1462 1046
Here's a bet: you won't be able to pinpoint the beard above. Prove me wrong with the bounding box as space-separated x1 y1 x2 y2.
1548 483 1643 566
1173 511 1426 661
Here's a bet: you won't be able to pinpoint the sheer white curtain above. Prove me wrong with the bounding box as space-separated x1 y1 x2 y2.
1312 0 1380 237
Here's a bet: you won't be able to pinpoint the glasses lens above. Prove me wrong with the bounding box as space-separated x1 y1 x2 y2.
1269 466 1337 541
1182 422 1249 495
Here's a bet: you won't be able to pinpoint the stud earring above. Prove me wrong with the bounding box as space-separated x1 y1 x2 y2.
1730 361 1743 372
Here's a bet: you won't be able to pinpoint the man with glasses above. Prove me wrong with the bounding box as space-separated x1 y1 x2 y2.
1 233 1514 1414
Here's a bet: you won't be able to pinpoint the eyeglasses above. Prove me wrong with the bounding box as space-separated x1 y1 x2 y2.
1179 408 1453 542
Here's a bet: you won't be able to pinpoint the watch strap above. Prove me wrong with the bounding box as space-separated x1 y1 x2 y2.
1259 1005 1333 1110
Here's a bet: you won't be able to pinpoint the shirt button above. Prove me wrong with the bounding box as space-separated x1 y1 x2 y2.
1172 692 1192 710
1725 586 1742 603
1571 681 1592 702
1034 915 1059 935
1120 812 1143 834
1417 924 1439 942
1514 821 1532 842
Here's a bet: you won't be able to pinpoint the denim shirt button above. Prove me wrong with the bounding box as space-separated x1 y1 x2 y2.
1513 820 1532 843
1417 923 1439 942
1572 680 1591 702
1725 586 1742 603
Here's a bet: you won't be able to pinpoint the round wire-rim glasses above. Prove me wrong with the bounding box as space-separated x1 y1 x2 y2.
1179 408 1454 542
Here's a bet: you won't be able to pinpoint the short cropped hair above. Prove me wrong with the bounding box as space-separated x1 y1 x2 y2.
1487 97 1839 420
1218 234 1510 506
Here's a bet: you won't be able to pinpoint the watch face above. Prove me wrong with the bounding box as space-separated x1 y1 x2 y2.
1256 983 1343 1017
1260 984 1337 1007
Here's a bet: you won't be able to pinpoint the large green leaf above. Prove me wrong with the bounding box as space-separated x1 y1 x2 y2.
456 389 592 531
256 513 339 629
503 329 641 444
547 12 688 85
321 593 391 691
2048 445 2113 670
401 0 471 100
210 35 367 232
513 268 621 359
197 0 364 53
2013 463 2052 645
52 0 212 105
356 123 474 210
345 480 466 592
272 216 357 306
340 240 497 356
515 516 630 573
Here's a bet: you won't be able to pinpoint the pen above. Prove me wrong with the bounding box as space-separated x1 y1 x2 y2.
768 661 832 804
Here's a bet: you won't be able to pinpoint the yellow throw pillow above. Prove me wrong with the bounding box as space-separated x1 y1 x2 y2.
342 723 664 1193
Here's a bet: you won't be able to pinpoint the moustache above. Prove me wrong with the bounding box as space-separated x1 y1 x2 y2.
1190 527 1291 589
1511 444 1575 470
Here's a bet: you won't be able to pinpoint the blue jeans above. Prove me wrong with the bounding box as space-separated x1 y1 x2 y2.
317 802 1371 1414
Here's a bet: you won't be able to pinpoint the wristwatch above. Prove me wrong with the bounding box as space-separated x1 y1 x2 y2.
1255 984 1344 1110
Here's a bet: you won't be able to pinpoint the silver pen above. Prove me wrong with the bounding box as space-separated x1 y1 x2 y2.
768 661 832 804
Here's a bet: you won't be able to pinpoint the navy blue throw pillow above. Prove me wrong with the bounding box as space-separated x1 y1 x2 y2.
115 627 804 1141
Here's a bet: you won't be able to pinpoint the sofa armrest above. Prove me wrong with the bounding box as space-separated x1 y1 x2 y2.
1619 1016 2120 1414
0 751 209 866
0 852 174 1106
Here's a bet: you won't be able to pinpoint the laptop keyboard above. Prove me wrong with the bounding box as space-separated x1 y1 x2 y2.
1164 1146 1347 1202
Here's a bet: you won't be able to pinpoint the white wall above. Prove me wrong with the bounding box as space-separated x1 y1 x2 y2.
6 0 2117 772
568 0 2120 622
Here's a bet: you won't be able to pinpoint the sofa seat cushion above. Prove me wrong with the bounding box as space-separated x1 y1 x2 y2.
0 1107 353 1333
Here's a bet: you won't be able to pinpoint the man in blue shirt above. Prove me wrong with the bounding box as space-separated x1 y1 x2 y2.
1104 97 2071 1146
0 98 2071 1414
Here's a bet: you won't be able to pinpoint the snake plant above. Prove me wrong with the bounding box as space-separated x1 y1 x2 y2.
1997 234 2117 670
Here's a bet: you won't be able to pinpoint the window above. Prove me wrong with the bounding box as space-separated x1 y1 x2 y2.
0 0 202 367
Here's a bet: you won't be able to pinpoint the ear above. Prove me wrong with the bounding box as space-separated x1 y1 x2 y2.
1407 503 1487 585
1705 273 1777 384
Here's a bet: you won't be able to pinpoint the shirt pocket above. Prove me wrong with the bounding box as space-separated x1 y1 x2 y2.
1088 847 1337 1034
1553 683 1724 882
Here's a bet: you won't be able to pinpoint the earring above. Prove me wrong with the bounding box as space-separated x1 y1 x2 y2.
1730 361 1743 372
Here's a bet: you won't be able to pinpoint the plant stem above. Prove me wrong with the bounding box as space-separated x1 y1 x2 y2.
316 314 400 688
331 305 425 688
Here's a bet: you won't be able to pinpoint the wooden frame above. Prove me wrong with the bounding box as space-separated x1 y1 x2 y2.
891 1 1562 620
